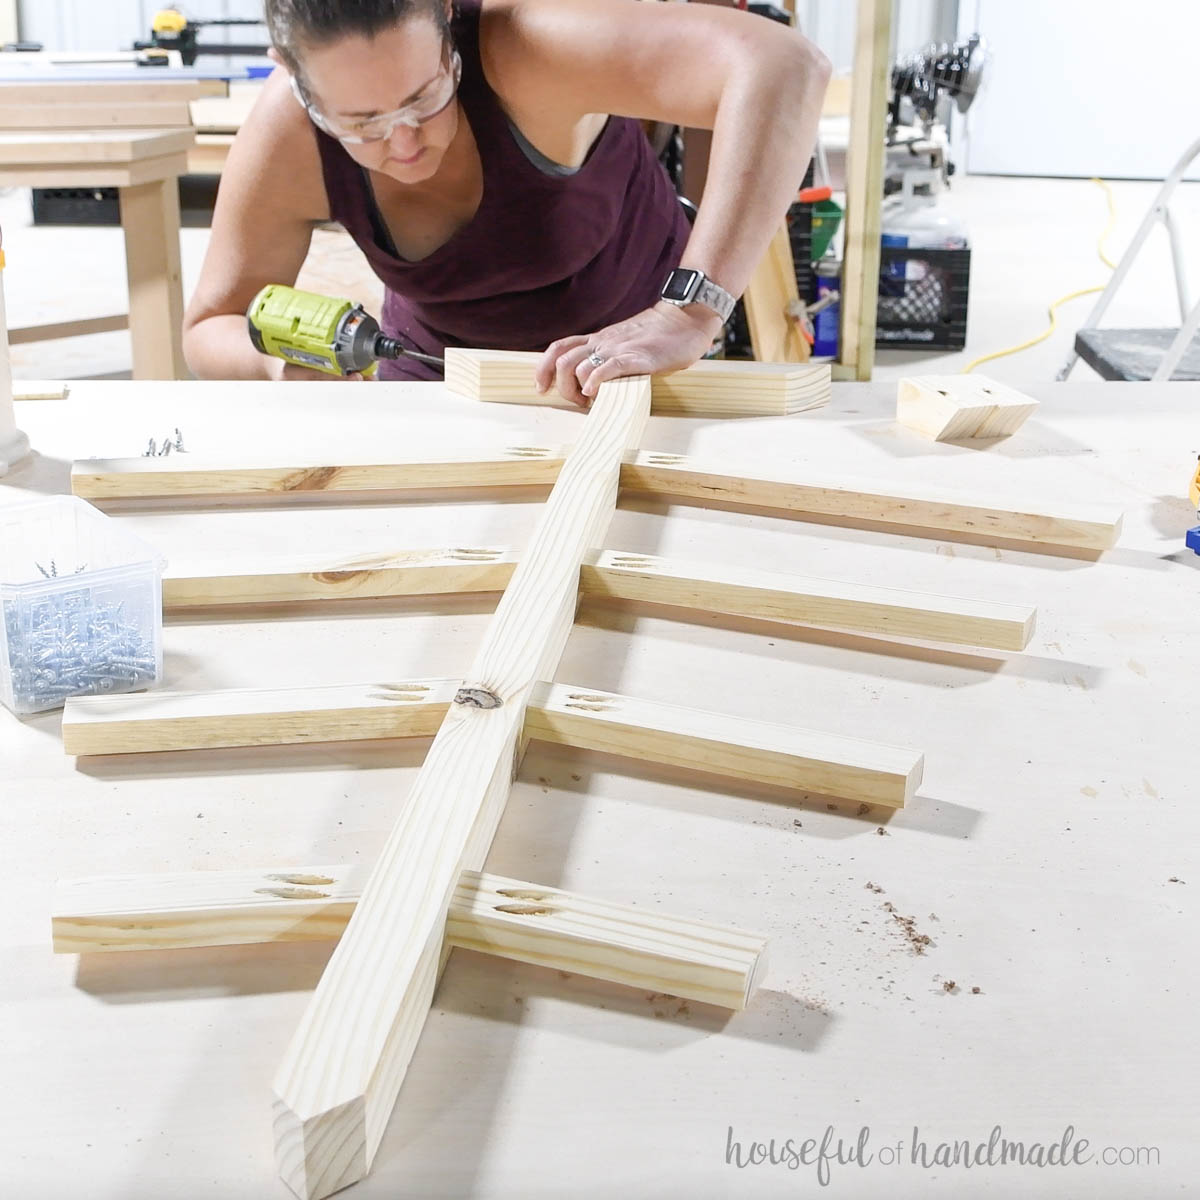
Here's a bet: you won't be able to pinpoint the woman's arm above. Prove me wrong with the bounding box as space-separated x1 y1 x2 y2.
485 0 831 404
183 70 334 380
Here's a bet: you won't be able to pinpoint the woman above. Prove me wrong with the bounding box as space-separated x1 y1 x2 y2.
183 0 829 405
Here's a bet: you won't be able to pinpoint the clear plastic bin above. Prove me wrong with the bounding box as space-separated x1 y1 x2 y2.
0 496 166 716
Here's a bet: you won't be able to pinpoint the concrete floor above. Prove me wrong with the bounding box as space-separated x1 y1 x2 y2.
2 173 1197 386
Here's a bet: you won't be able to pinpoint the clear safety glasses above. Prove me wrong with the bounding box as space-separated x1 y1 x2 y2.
291 46 462 145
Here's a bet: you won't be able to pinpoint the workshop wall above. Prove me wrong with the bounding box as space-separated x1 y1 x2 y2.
17 1 955 71
16 0 267 65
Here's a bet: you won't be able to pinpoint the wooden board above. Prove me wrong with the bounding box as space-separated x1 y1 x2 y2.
579 550 1036 650
526 682 921 808
189 88 261 133
742 223 810 363
271 376 652 1200
897 375 1041 441
0 151 191 190
52 867 767 1012
62 676 921 808
0 128 195 162
11 380 68 400
161 546 1035 652
163 548 520 609
75 445 1121 552
620 451 1123 552
71 444 567 501
61 679 459 757
443 347 830 416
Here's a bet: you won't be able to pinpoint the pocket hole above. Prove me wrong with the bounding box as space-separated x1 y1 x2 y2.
256 886 331 901
266 873 335 887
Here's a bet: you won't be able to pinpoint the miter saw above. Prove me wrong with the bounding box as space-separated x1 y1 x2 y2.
135 9 269 68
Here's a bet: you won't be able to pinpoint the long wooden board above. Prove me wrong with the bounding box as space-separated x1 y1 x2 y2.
271 376 652 1200
71 444 566 501
62 677 921 808
72 446 1121 553
527 682 920 808
163 548 520 608
52 867 767 1011
61 679 459 757
162 546 1034 651
579 550 1036 650
443 346 829 416
620 451 1123 552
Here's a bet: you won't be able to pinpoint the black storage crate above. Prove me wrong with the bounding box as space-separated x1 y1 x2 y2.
875 245 970 350
31 176 222 228
32 186 120 225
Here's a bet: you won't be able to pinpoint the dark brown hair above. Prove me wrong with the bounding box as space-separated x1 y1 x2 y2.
264 0 450 74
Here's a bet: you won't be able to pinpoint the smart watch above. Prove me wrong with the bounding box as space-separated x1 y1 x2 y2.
660 267 737 323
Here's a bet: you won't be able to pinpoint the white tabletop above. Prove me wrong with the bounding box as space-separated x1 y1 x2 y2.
1 378 1196 1199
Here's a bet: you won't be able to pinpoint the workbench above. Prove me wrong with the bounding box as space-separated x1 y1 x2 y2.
0 130 192 380
1 378 1195 1198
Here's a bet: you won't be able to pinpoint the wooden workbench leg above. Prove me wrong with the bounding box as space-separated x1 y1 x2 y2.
837 0 891 381
119 177 186 381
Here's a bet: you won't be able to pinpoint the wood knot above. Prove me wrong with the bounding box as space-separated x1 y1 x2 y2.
454 686 502 709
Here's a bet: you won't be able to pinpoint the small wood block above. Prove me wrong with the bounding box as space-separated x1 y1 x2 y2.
897 375 1040 441
52 867 767 1012
443 347 830 416
12 381 68 400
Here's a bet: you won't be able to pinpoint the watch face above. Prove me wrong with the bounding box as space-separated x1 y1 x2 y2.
662 269 701 303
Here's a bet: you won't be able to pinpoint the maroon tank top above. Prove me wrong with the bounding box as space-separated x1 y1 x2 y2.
312 0 692 381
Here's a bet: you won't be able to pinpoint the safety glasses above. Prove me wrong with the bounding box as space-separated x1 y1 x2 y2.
291 44 462 145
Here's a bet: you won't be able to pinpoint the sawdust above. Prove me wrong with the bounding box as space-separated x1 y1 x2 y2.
884 901 932 954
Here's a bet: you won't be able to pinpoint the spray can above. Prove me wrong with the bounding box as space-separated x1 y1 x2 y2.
812 258 840 358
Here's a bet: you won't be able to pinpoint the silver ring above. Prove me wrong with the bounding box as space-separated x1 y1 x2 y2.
586 351 606 368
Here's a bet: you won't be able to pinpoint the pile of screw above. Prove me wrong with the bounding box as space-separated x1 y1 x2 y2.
4 572 156 710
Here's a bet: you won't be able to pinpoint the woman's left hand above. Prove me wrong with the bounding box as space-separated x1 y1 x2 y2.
534 301 724 407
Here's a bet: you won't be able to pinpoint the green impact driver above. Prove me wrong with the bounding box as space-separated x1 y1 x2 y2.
247 284 443 377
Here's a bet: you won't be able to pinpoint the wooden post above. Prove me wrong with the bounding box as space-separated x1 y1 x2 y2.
119 176 187 381
271 376 652 1200
837 0 891 381
0 240 30 475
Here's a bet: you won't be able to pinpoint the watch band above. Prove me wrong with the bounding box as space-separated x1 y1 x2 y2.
660 267 737 324
693 276 737 323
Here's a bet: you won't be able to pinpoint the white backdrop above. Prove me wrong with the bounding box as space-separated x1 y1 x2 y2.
16 0 956 75
957 0 1200 181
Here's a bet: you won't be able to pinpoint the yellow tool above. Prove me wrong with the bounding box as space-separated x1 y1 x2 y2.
247 284 442 378
151 9 188 35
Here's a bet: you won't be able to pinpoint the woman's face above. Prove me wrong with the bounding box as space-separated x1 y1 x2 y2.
298 15 459 184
